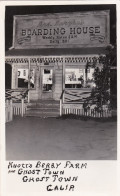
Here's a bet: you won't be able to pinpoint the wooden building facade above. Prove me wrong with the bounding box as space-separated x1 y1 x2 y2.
5 11 110 109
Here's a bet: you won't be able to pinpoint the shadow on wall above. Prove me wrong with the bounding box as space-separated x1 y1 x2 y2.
5 63 12 89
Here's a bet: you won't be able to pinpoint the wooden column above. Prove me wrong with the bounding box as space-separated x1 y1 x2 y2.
28 58 31 103
11 64 14 89
63 57 65 103
21 98 24 117
83 69 86 87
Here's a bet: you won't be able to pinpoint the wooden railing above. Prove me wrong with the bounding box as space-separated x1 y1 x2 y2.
60 88 112 118
6 100 13 122
5 99 28 122
60 90 64 116
64 88 91 103
12 101 27 116
62 107 112 118
5 89 29 102
5 89 29 122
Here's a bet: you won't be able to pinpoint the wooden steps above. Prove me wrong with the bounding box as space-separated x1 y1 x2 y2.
25 100 60 118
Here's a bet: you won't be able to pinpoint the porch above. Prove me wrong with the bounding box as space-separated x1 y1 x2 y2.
5 88 112 122
5 49 112 121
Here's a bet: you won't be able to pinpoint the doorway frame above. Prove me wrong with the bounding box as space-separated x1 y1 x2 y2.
39 65 55 99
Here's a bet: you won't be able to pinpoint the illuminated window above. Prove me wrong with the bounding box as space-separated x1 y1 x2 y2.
65 68 84 88
18 69 28 88
17 68 35 89
65 67 95 89
42 69 53 92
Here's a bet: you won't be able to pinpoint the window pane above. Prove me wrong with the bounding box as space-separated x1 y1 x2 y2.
42 69 53 92
18 69 28 88
65 68 84 88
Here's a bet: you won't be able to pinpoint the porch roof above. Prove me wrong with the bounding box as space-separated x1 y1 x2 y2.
5 47 107 57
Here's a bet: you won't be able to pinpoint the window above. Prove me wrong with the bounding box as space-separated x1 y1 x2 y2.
65 67 95 89
17 68 35 89
18 69 28 88
42 68 53 92
65 68 84 88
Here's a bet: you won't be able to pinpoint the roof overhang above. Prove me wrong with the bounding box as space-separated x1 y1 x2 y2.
5 47 107 57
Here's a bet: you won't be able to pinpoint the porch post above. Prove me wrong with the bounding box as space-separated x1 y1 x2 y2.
21 98 24 117
28 58 31 103
63 57 65 103
10 99 13 121
83 69 86 87
60 99 62 116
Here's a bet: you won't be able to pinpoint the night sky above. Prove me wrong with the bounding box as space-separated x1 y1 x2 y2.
5 4 116 51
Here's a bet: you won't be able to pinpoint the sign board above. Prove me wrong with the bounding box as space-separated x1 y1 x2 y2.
13 11 110 49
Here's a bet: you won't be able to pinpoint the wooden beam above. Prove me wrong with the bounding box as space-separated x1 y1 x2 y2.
28 58 31 103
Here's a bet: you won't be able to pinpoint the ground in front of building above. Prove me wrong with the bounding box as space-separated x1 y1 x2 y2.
6 116 117 160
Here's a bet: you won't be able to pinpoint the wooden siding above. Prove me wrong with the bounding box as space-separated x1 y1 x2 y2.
29 90 39 100
54 64 63 100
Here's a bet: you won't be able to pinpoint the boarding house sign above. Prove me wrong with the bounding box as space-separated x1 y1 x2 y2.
13 11 110 49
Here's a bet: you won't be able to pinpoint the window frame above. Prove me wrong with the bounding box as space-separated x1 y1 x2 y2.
17 67 36 89
64 65 95 89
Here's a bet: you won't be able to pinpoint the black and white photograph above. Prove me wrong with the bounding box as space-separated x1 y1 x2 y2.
5 3 117 161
